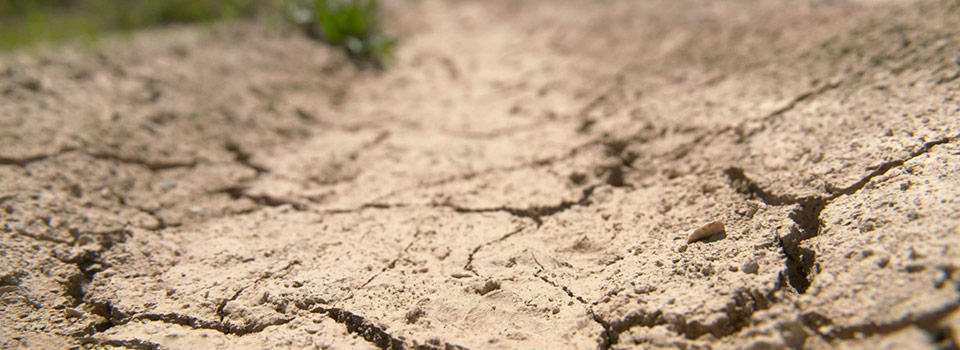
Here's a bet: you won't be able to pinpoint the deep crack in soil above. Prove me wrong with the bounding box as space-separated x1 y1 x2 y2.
311 307 406 350
726 135 958 294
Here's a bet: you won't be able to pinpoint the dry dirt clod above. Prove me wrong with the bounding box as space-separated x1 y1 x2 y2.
687 221 726 244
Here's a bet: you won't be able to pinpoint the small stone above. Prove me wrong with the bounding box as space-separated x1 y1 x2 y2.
687 221 725 244
474 280 500 296
742 259 760 274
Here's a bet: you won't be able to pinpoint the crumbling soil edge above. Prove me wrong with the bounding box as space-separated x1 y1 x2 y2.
592 135 958 349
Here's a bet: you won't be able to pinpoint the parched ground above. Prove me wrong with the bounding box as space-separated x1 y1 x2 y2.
1 0 959 349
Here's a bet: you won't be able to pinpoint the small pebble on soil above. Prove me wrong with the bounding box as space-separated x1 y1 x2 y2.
687 221 725 244
742 259 760 274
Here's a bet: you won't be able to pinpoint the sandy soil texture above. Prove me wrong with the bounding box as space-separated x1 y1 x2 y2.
2 0 960 349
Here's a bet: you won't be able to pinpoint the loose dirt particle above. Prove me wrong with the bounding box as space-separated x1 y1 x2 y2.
687 221 725 244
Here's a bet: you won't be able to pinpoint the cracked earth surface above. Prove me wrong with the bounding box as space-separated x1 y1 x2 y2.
2 0 960 349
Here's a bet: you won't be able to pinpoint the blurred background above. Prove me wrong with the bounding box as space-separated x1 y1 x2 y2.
0 0 261 50
0 0 394 66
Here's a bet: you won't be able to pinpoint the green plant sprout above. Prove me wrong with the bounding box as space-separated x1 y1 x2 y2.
286 0 395 68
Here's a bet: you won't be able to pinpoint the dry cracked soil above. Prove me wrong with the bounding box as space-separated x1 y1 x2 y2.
2 0 960 349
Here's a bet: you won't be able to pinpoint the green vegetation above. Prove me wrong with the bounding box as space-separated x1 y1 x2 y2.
285 0 395 67
0 0 257 49
0 0 394 67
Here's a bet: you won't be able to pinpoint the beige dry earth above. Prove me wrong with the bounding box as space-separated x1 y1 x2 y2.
2 0 960 349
